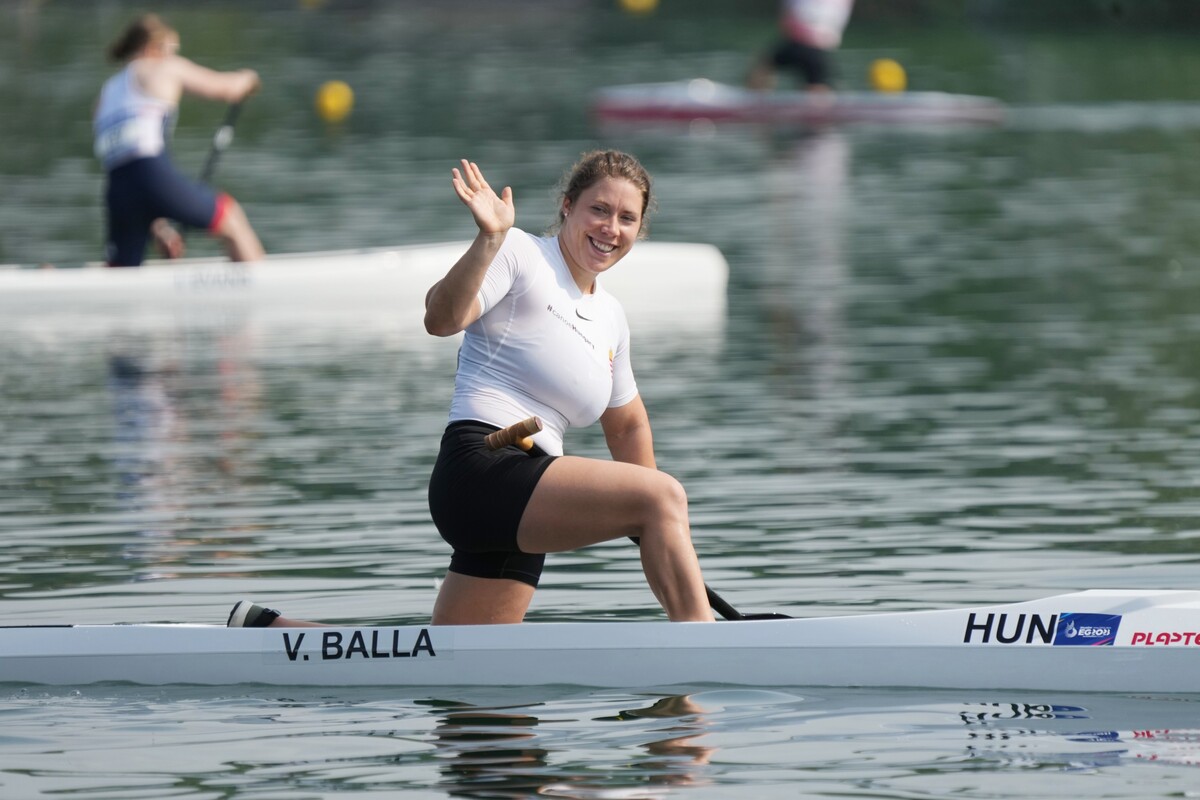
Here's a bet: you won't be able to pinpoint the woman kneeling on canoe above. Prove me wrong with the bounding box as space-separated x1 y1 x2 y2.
228 151 714 628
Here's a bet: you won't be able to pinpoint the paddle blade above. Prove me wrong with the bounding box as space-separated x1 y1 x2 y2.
706 586 791 621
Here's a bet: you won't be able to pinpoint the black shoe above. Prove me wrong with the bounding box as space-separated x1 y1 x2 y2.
226 600 282 628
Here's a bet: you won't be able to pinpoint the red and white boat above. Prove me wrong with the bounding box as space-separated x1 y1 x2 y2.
593 79 1005 127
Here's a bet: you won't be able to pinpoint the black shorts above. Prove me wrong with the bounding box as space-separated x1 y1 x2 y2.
428 420 558 587
104 154 225 267
770 39 833 87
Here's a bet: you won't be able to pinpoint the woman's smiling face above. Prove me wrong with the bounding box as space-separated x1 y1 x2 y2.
558 176 644 291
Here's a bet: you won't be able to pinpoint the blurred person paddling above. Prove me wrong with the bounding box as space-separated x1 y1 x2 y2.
748 0 855 92
94 14 263 267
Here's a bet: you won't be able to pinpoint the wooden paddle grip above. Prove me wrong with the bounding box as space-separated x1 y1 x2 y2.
484 416 544 452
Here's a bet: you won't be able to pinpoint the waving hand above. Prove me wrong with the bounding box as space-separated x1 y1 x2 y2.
451 160 514 235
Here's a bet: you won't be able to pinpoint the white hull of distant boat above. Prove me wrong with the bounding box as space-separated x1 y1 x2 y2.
593 80 1006 127
2 590 1197 691
0 240 727 337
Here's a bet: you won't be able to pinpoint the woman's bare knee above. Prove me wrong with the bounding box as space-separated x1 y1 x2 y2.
637 472 689 535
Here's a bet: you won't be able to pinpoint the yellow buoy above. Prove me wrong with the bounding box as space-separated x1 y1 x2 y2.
868 59 907 93
315 80 354 123
619 0 659 15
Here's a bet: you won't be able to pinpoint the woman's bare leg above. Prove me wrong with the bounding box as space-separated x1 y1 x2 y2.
431 572 535 625
150 218 185 259
517 457 713 622
261 458 711 626
266 615 326 628
252 574 534 627
213 198 264 262
746 59 776 90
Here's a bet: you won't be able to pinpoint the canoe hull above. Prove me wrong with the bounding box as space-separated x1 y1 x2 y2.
593 80 1006 127
3 590 1197 691
0 240 728 339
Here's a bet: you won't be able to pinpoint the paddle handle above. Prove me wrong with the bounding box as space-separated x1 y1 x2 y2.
484 416 543 452
199 102 243 184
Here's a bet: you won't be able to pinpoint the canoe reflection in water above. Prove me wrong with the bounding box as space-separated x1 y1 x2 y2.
105 327 264 579
427 694 714 797
958 699 1200 770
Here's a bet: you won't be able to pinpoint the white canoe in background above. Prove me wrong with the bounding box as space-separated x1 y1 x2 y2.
1 590 1198 691
0 240 727 338
593 79 1006 127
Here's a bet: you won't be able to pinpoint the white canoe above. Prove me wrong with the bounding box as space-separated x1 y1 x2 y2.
0 240 727 338
593 79 1006 127
2 590 1197 691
